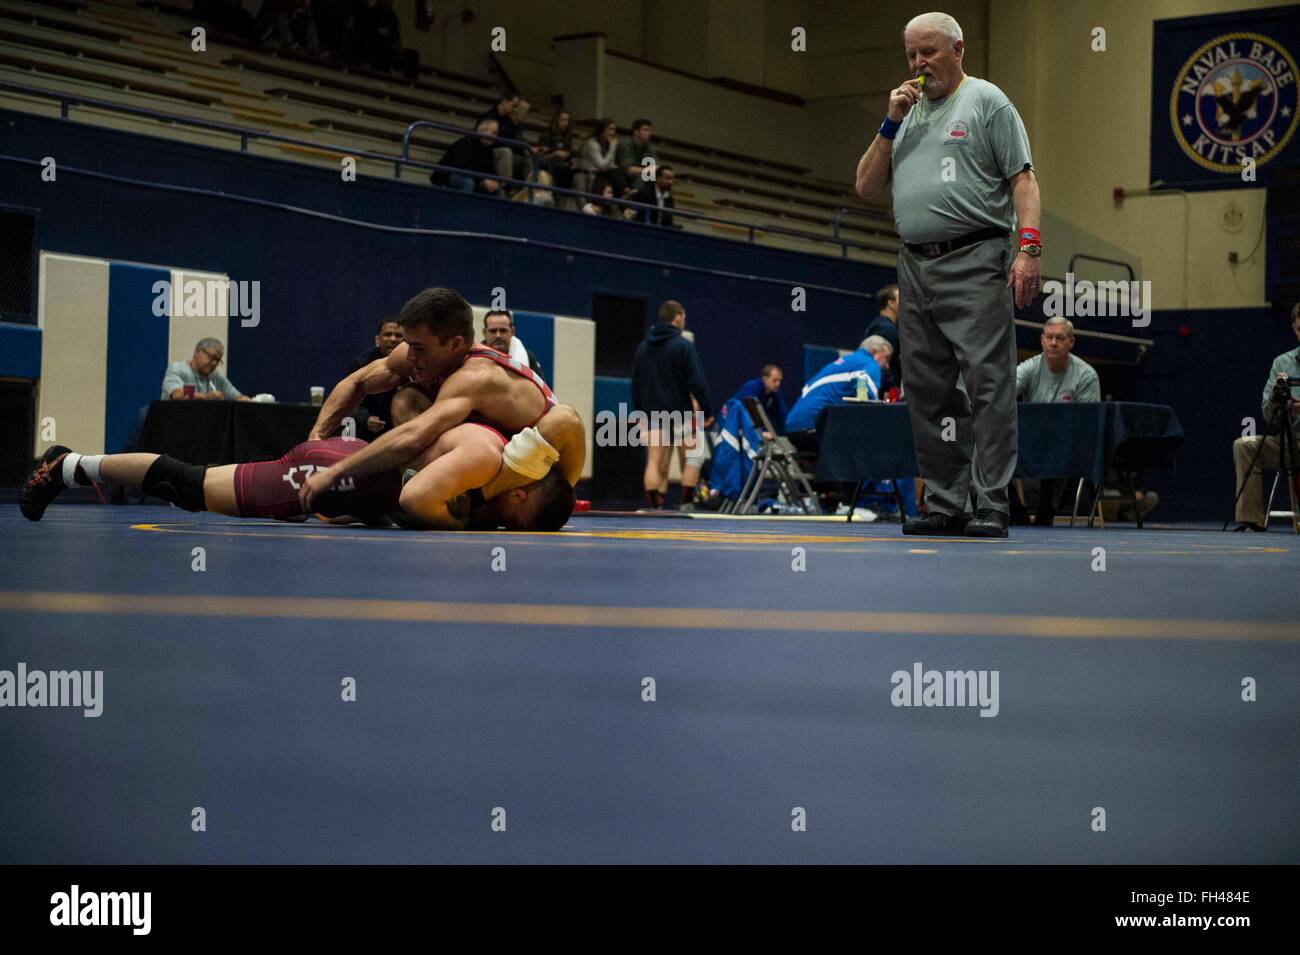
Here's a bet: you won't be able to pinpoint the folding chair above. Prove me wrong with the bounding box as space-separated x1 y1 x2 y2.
1263 470 1299 528
730 397 821 515
1068 477 1103 528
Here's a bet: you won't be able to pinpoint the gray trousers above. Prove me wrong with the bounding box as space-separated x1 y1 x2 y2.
898 235 1018 515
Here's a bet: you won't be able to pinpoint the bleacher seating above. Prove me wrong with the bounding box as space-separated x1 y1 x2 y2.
0 0 900 263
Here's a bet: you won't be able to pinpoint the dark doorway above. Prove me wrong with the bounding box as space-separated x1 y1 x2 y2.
591 293 649 504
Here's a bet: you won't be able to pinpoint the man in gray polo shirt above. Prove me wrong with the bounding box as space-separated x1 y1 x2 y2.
161 337 247 401
855 11 1040 538
1016 318 1100 404
1011 317 1099 525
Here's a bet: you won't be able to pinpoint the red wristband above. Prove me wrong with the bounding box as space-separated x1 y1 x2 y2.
1018 228 1040 248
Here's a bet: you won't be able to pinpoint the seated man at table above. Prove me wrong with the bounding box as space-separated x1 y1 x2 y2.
1010 318 1099 526
1232 302 1300 531
785 336 892 452
730 364 788 436
21 404 585 532
162 338 249 401
349 317 404 436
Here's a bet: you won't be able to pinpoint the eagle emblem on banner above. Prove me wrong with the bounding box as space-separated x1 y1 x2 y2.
1170 31 1298 174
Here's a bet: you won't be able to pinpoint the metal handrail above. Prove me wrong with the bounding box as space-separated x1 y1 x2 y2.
1066 253 1136 283
0 79 896 257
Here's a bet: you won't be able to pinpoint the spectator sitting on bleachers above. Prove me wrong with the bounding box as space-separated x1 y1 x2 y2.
349 317 403 435
359 0 419 78
194 0 258 41
581 176 622 217
162 338 249 401
331 0 370 65
730 365 788 436
538 110 577 197
482 309 543 377
613 118 658 196
480 91 530 185
626 166 676 227
1009 317 1101 526
784 336 893 451
577 119 619 195
431 117 501 195
864 284 902 394
257 0 320 57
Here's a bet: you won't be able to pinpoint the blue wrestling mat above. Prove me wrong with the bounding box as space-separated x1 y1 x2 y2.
1 506 1297 863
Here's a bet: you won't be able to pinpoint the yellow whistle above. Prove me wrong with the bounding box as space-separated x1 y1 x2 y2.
917 74 926 89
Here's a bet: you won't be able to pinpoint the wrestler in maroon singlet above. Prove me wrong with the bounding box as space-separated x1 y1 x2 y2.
232 437 402 521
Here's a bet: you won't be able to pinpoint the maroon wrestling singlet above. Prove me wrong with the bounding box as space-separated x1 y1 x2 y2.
232 437 402 521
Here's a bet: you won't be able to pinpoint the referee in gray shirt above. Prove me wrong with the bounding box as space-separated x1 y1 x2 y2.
855 11 1040 538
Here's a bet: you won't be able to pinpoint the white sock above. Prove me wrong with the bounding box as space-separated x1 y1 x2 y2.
77 454 104 484
61 453 103 486
61 453 82 486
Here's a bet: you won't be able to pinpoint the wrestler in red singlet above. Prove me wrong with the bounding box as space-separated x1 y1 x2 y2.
462 346 558 437
232 437 402 521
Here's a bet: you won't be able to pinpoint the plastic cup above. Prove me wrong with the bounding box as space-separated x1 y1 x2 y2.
310 386 325 406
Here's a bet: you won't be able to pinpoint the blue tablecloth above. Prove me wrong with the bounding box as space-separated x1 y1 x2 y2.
816 402 1185 484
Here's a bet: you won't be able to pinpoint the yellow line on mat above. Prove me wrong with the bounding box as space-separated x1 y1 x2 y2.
126 523 1290 554
0 592 1295 642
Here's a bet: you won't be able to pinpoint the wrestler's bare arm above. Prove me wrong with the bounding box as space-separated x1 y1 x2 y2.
478 404 586 499
309 343 413 440
396 427 501 530
298 371 490 515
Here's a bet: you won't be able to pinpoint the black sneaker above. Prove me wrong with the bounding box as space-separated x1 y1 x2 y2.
965 507 1009 538
1232 522 1268 532
902 511 971 536
20 445 73 521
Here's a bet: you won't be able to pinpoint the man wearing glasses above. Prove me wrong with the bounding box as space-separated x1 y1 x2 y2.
162 338 248 401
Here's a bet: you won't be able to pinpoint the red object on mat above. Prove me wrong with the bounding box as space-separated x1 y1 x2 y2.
574 499 591 512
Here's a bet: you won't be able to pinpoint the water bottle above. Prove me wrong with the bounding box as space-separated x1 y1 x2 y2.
855 375 869 401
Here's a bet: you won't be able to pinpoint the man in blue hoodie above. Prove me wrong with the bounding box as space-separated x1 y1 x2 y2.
631 300 714 508
730 364 788 435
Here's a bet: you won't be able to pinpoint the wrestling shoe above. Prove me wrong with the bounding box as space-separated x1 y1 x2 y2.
965 507 1010 538
902 511 970 536
20 444 73 521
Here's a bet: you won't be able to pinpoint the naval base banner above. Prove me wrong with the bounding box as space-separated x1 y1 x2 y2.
1151 4 1299 189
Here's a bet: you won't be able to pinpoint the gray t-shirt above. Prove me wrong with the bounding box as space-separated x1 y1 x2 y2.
1015 353 1100 403
161 361 242 400
890 76 1033 244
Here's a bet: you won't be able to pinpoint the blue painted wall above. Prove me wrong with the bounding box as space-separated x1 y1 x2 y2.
0 322 41 378
105 262 170 452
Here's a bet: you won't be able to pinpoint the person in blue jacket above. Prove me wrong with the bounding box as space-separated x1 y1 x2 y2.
729 364 788 434
785 336 894 445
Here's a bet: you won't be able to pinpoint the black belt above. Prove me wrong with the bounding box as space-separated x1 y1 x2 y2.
905 227 1007 258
